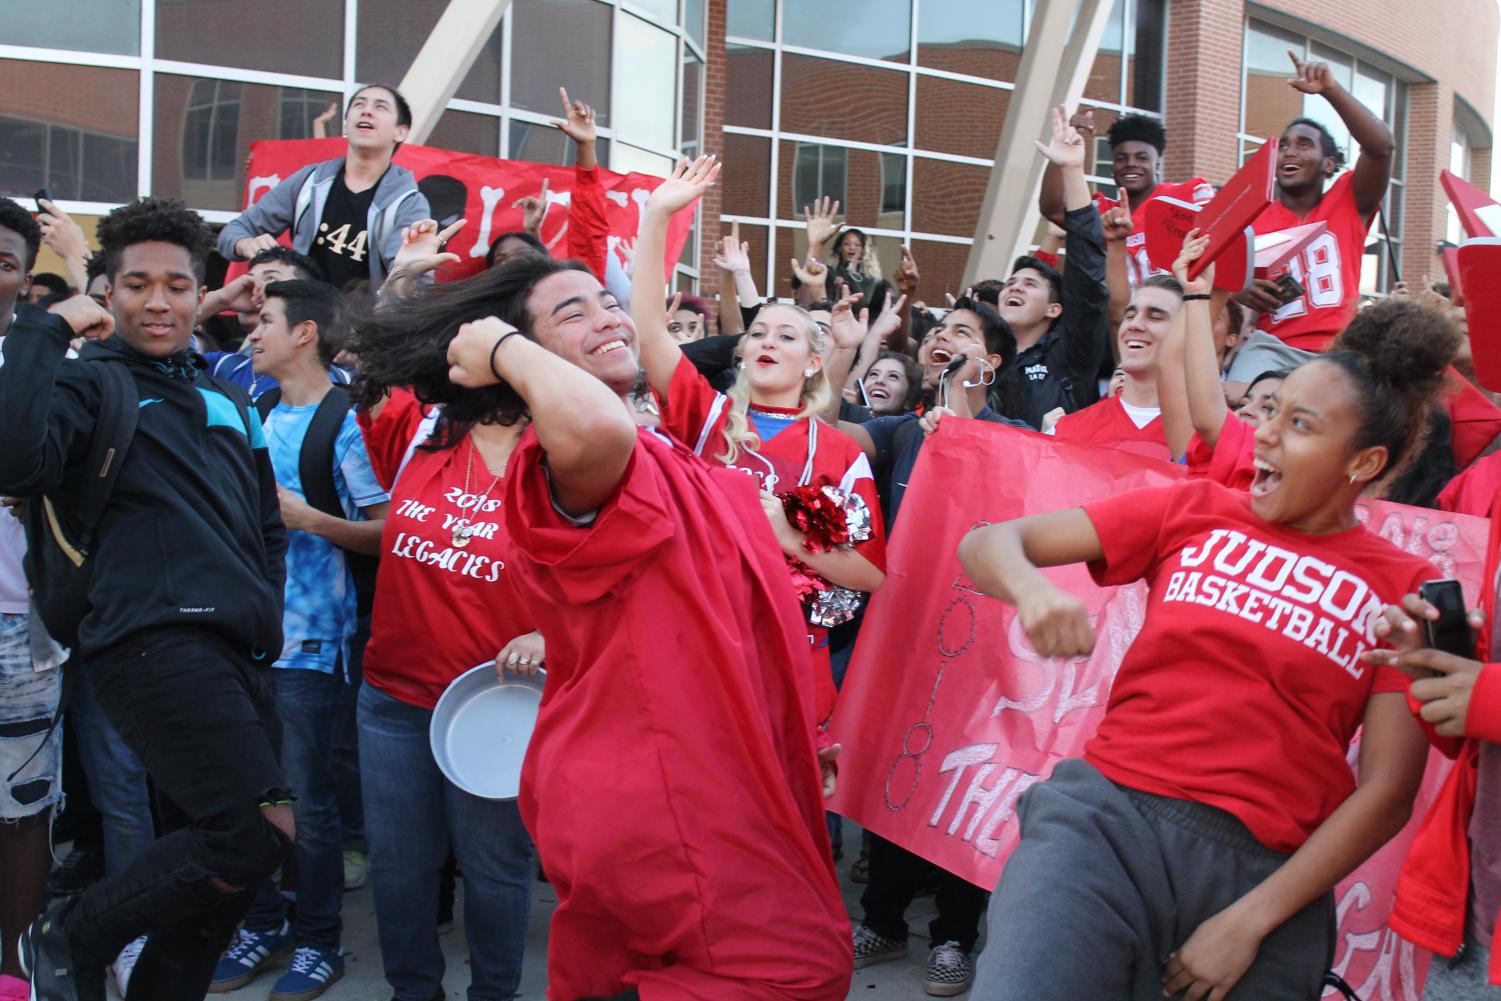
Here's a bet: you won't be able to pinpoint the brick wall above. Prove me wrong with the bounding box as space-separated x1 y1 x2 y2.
1403 81 1448 281
1163 0 1244 186
699 0 727 299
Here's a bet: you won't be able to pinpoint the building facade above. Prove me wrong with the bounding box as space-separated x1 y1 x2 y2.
0 0 1494 300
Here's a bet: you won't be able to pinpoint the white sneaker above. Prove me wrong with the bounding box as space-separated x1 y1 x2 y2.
113 934 148 997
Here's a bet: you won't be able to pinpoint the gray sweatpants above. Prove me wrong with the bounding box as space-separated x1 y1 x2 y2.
1423 939 1501 999
971 759 1334 1001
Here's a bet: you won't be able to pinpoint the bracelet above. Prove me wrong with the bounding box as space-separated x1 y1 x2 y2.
1182 293 1212 302
489 330 522 382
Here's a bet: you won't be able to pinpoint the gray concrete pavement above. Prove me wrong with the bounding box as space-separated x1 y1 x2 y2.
106 824 970 1001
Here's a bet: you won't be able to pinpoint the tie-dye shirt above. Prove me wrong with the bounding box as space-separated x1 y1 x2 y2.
264 400 388 675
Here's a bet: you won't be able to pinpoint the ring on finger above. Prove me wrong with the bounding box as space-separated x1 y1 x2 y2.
507 652 520 666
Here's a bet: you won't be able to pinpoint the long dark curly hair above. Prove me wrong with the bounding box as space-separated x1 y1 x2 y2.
347 255 594 449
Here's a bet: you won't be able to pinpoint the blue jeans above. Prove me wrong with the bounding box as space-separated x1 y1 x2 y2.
246 667 346 949
70 665 155 874
358 683 532 1001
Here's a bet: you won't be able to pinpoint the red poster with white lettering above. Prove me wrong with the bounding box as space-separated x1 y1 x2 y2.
830 419 1481 999
237 138 693 282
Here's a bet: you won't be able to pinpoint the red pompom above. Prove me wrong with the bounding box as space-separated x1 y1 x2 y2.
781 484 851 554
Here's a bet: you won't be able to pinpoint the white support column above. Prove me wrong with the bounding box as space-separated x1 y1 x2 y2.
399 0 512 145
962 0 1112 287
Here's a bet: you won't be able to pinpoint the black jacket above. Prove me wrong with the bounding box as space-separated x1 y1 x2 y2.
1003 204 1110 429
0 308 286 658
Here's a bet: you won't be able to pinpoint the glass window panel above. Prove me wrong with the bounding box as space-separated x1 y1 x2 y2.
1084 0 1126 104
1126 0 1166 112
511 0 611 126
0 60 138 203
778 145 888 228
1352 64 1389 121
426 110 500 157
880 152 906 224
1308 44 1354 91
725 46 774 129
731 221 769 293
615 16 678 152
722 133 771 217
784 0 911 62
909 238 969 301
917 0 1023 81
156 0 342 78
682 50 702 145
1083 107 1119 182
915 77 1006 159
508 122 609 168
630 0 677 24
726 0 773 40
9 0 141 55
912 158 988 237
780 55 907 147
358 0 503 104
685 0 705 43
153 74 339 212
611 142 674 177
1242 22 1305 142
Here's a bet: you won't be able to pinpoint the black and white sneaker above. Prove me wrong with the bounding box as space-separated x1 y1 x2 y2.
851 923 907 969
19 898 105 1001
924 941 973 997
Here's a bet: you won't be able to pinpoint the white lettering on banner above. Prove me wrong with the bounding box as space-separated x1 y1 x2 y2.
1160 531 1384 678
389 531 504 582
248 174 282 204
468 185 507 258
1357 508 1460 581
1327 880 1424 1001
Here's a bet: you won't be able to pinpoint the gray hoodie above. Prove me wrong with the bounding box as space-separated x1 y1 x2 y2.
217 156 430 284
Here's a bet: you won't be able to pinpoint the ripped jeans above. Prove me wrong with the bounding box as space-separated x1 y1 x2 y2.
0 611 63 820
62 626 289 1001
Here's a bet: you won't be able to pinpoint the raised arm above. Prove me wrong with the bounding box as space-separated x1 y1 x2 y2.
1038 109 1095 228
803 196 843 264
1101 192 1134 347
712 221 757 334
218 165 311 262
817 291 868 424
632 155 720 396
36 199 92 293
1173 230 1232 449
555 87 609 280
1039 106 1110 392
447 317 637 515
1287 50 1393 217
958 509 1104 658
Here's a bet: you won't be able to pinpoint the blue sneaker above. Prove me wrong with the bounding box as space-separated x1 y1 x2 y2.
209 921 291 992
270 946 345 1001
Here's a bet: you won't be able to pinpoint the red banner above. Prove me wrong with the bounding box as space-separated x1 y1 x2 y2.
830 419 1484 999
239 138 693 281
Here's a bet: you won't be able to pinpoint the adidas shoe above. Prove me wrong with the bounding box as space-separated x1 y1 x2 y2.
270 946 344 1001
208 921 291 992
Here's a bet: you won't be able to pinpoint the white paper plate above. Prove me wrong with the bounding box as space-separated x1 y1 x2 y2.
429 662 544 800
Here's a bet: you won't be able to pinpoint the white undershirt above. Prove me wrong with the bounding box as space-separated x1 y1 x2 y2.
1120 399 1162 429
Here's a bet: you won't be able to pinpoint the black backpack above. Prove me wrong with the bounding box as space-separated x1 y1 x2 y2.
255 385 379 614
22 362 140 653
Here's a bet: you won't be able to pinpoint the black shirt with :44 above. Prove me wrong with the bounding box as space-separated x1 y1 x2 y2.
311 167 385 289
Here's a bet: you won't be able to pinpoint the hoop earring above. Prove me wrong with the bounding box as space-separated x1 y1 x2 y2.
1348 473 1359 485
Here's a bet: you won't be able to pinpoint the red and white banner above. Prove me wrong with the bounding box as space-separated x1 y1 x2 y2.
830 419 1485 999
239 138 693 281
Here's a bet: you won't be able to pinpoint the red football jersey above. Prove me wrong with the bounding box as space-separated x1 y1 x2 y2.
1082 478 1435 851
1053 395 1172 462
1096 178 1215 289
1253 172 1372 351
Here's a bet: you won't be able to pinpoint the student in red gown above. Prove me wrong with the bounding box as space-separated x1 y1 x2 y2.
382 154 850 1001
958 291 1459 1000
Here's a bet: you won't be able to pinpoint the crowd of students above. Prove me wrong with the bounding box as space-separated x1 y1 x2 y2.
0 51 1496 1001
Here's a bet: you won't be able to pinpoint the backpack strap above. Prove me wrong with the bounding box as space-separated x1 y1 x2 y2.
71 363 140 548
253 387 282 424
298 387 354 520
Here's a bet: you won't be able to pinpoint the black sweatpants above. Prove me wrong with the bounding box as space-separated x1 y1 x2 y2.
972 759 1334 1001
859 833 988 953
63 626 288 1001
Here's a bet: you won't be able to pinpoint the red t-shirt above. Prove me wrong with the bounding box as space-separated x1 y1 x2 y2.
1438 449 1501 517
504 428 851 1001
1096 178 1215 288
1253 173 1372 352
1053 396 1171 461
660 356 887 719
1082 478 1436 851
1185 411 1257 491
357 389 532 709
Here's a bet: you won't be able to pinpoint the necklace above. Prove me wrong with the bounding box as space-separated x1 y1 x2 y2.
451 437 505 548
743 408 817 493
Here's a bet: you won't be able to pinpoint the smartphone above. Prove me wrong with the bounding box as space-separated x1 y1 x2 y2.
1419 579 1473 658
33 187 51 207
1273 273 1305 306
